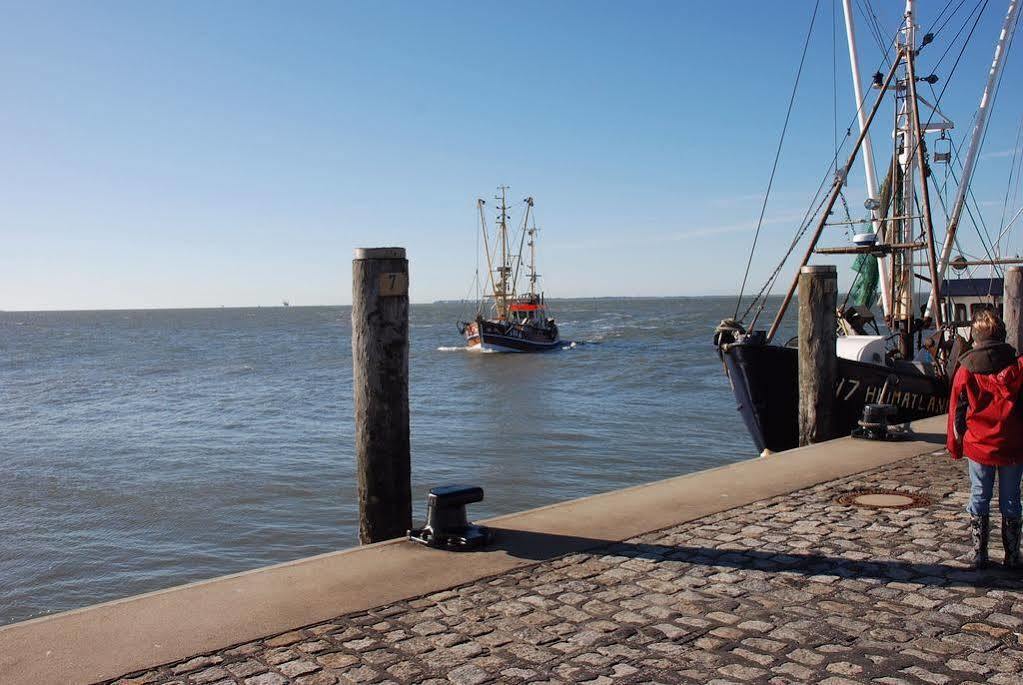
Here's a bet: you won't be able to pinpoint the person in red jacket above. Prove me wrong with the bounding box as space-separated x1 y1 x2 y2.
947 308 1023 569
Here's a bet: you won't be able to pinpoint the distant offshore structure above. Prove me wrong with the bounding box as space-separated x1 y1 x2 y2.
282 300 290 307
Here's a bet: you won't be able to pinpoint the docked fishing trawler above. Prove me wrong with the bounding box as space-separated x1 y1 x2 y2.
459 187 561 352
715 0 1022 454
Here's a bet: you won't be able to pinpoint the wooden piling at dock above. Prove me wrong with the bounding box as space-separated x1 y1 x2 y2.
797 264 837 447
1004 266 1023 352
352 247 411 544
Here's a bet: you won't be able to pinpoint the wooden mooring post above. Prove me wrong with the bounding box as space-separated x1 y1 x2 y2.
1005 266 1023 352
352 247 411 544
798 265 838 447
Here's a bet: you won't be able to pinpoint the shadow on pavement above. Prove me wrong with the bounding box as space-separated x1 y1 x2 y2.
485 527 1020 589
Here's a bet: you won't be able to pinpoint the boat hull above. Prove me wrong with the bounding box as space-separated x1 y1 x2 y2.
462 319 561 353
721 342 949 453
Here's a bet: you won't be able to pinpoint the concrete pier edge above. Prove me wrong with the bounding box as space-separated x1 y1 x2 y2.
0 415 948 685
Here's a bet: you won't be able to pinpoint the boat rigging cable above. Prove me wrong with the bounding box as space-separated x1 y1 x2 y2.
931 0 990 72
856 0 891 60
996 114 1023 250
945 135 1004 271
927 0 973 42
732 0 821 321
740 22 905 328
511 198 533 294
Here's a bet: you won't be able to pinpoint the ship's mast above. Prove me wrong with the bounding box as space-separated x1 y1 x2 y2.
905 23 944 332
842 0 893 317
525 197 537 298
495 185 512 318
892 0 918 358
888 0 945 353
477 198 499 317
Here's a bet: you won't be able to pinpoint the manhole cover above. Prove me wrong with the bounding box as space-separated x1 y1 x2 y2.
836 489 933 510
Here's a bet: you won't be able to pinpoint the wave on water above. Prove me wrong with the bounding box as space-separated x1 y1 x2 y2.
441 343 584 352
225 365 255 375
437 345 500 353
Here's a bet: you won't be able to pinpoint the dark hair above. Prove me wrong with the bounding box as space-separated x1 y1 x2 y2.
972 308 1006 343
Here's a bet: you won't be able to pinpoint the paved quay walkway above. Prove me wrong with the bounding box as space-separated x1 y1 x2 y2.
109 449 1023 685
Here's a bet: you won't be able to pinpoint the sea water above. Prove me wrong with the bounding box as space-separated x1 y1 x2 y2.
0 297 761 625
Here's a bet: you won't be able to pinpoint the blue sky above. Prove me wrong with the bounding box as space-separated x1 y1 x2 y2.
2 1 1021 309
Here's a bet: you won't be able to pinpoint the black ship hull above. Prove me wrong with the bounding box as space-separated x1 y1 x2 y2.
462 318 561 353
721 342 949 453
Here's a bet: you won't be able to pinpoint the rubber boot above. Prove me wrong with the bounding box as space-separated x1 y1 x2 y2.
971 515 991 569
1002 517 1022 569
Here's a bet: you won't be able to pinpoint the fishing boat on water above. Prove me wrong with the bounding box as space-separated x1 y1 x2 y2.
715 0 1023 454
458 187 561 352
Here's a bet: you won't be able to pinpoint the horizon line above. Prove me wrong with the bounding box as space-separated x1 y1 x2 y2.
0 294 773 314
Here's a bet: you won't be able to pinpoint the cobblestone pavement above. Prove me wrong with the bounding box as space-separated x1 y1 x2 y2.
110 451 1023 685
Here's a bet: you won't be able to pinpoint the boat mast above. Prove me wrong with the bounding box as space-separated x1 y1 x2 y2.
935 0 1022 281
495 185 512 318
526 197 537 299
905 27 944 330
841 0 893 317
890 0 918 359
477 198 499 316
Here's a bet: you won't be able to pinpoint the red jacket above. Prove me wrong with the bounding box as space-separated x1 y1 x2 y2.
947 341 1023 466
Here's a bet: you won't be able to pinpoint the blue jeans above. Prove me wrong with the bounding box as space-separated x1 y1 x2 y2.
967 460 1023 518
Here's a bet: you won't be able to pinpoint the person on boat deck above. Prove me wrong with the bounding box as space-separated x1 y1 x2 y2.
947 308 1023 570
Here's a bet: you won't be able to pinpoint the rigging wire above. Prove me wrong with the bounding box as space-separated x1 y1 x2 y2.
1003 115 1023 253
863 0 889 47
931 0 990 73
995 115 1023 255
733 0 822 319
1012 119 1023 221
855 0 890 59
743 23 905 325
947 135 1003 272
928 0 973 43
475 202 481 310
833 0 839 176
746 158 849 326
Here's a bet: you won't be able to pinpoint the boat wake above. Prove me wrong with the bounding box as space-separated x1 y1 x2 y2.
436 345 500 353
438 343 581 353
